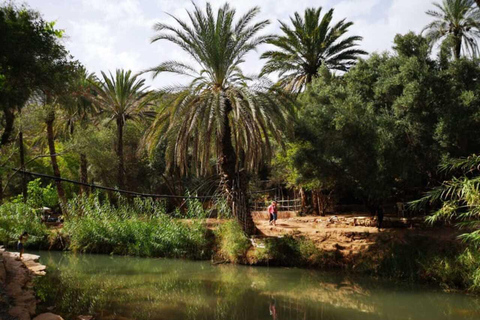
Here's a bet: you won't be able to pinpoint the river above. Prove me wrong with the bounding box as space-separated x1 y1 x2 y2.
35 251 480 320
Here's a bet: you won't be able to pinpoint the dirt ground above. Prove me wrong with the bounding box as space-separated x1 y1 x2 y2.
207 211 459 256
255 213 459 255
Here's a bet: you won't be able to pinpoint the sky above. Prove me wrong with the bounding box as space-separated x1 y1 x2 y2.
21 0 435 88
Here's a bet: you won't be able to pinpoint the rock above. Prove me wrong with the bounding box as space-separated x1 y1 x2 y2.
33 312 64 320
2 250 47 320
78 316 94 320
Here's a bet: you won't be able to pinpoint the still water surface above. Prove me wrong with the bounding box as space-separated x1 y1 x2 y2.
37 251 480 320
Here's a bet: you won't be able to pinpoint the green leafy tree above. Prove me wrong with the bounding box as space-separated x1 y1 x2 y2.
423 0 480 59
145 3 293 234
0 3 67 147
278 32 480 212
260 7 366 93
91 69 152 189
0 3 72 204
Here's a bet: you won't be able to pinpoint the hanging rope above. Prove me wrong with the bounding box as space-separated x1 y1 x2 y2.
1 166 278 200
1 166 217 199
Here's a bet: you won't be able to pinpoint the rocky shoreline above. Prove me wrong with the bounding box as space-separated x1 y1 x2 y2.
0 247 62 320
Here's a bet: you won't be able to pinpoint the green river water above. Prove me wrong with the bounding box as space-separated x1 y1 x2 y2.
36 251 480 320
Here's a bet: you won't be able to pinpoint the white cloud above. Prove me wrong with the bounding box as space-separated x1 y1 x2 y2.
24 0 436 88
335 0 380 19
351 0 433 55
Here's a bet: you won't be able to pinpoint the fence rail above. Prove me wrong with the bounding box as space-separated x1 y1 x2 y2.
251 198 301 211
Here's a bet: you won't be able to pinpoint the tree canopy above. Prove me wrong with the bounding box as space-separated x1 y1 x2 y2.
0 3 72 146
278 32 480 208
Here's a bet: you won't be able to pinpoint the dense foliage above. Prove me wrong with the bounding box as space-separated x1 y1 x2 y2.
0 3 70 146
278 32 480 208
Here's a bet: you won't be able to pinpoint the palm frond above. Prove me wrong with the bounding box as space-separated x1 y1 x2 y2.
260 6 366 92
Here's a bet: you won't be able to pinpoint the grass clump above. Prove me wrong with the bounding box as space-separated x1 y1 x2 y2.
63 195 211 259
420 247 480 291
353 234 480 292
215 220 250 262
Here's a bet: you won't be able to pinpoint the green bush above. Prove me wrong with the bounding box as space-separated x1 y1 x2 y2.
13 178 59 209
63 195 211 259
0 201 48 248
215 220 250 262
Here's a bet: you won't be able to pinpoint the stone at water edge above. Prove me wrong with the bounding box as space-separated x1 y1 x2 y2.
33 312 64 320
8 253 41 263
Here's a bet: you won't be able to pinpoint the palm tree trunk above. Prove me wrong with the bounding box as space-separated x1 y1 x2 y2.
19 130 27 201
312 190 319 215
80 153 88 195
299 187 306 213
454 35 462 59
0 174 3 204
0 106 15 147
218 98 255 235
46 111 68 215
116 118 125 189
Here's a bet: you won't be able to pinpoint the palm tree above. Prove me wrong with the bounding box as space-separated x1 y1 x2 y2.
412 155 480 246
260 7 366 93
60 67 97 194
91 69 151 189
423 0 480 59
145 2 293 234
44 100 68 213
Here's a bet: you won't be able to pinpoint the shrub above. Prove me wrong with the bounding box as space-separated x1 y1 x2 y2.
215 220 250 262
13 178 59 209
0 201 48 248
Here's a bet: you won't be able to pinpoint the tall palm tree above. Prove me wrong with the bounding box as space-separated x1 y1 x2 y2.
60 67 97 194
260 7 366 93
91 69 151 189
423 0 480 59
44 100 68 213
145 3 293 234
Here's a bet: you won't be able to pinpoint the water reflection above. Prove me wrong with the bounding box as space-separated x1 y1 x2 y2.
36 251 480 320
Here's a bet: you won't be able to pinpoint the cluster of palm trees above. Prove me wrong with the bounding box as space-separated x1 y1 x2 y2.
46 3 364 232
45 0 480 232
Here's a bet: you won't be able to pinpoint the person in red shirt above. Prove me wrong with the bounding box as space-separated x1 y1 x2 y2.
268 201 278 226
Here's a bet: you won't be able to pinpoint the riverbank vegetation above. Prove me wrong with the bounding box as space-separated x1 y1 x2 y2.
2 0 480 297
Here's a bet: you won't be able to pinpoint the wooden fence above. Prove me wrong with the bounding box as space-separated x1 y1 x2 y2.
251 198 301 212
